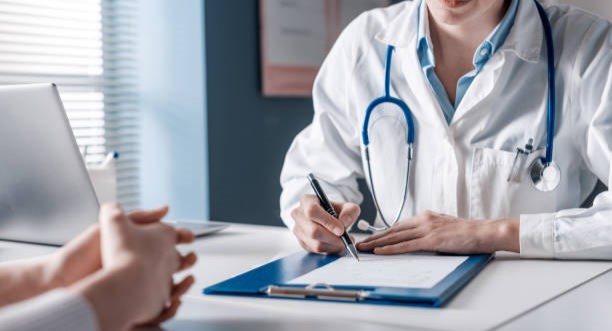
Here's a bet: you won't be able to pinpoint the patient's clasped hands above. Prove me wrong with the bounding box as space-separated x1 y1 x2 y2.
50 203 197 330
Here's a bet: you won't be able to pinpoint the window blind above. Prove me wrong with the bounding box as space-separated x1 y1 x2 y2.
0 0 139 210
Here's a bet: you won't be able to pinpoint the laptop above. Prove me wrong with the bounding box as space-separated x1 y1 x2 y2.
0 84 226 245
0 84 99 245
163 219 229 237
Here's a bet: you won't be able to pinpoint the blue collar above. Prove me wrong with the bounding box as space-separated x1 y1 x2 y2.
417 0 520 68
415 0 520 123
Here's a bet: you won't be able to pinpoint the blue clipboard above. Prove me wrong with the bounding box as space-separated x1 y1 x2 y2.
204 252 492 307
203 252 493 307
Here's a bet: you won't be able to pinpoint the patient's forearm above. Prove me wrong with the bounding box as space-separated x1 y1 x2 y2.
0 257 55 307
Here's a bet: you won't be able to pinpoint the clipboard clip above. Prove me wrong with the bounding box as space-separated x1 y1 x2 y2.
265 283 369 302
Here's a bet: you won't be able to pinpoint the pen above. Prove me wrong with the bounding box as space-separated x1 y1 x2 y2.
307 173 360 262
100 150 120 168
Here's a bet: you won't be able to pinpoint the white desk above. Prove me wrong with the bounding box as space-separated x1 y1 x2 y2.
1 223 611 331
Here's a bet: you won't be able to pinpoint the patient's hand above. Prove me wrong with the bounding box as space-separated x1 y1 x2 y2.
46 225 102 288
72 203 197 331
0 225 103 308
47 205 195 290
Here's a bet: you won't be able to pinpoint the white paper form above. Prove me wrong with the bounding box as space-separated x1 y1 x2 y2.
288 254 468 289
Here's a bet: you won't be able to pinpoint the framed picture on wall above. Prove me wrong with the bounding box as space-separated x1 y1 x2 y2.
260 0 390 97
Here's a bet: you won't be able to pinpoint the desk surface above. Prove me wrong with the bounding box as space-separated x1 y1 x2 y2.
0 223 611 331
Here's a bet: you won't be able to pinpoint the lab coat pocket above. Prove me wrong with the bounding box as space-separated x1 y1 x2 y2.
470 147 556 220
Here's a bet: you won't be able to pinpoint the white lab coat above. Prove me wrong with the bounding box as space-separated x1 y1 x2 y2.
280 0 612 259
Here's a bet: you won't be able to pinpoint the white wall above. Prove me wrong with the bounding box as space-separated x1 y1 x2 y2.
553 0 612 20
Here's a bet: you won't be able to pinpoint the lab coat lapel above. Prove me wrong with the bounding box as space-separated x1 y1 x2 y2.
450 0 544 126
452 55 505 124
373 1 450 132
400 46 450 132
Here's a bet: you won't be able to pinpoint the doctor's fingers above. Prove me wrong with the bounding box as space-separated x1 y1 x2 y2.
331 201 361 228
294 218 345 246
297 195 346 236
292 220 344 253
357 228 424 252
297 237 344 254
358 221 419 244
373 239 426 255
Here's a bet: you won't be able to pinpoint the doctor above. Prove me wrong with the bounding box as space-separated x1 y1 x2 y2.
280 0 612 259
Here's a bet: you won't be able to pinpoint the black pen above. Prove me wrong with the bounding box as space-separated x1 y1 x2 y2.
307 173 360 262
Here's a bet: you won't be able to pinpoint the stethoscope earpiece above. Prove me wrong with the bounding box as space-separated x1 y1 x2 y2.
357 219 387 233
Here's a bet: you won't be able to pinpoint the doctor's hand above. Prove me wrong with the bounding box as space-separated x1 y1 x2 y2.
291 194 360 254
357 211 519 255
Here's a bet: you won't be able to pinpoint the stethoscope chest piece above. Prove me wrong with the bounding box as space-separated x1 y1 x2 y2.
529 158 561 192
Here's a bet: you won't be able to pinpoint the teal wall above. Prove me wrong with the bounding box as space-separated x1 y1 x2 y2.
204 0 314 226
134 0 601 225
136 0 379 225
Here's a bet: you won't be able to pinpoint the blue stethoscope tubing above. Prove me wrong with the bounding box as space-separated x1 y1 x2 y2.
530 0 561 192
360 0 558 232
362 45 415 230
535 0 556 166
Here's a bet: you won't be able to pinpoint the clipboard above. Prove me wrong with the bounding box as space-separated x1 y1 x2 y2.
204 252 493 307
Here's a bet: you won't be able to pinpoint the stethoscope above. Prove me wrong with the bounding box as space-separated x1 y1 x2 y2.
358 0 559 233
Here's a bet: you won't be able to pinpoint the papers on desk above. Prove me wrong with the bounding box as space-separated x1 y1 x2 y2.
205 251 491 307
288 253 468 289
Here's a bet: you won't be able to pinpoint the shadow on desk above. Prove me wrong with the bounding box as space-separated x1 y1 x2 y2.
194 230 241 241
190 227 300 257
134 318 410 331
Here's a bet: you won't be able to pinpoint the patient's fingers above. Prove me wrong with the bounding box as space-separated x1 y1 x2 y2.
128 206 170 224
175 227 195 244
140 275 193 327
142 299 182 326
177 252 198 271
171 275 195 300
